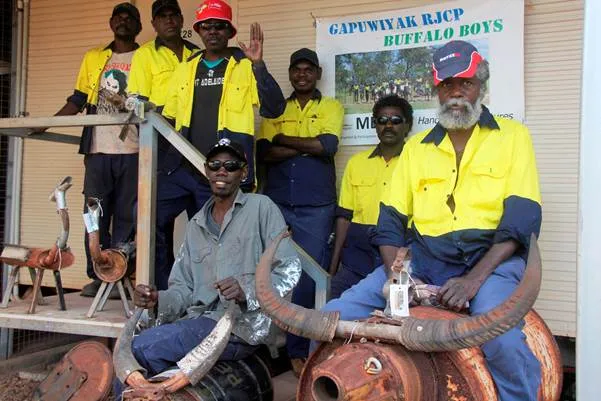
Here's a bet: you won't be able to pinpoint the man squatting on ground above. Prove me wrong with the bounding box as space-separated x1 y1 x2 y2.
51 3 142 298
319 40 543 401
257 48 344 370
155 0 286 290
329 95 413 300
114 139 300 393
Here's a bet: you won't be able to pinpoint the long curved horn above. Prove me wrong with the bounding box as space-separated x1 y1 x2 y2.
338 234 542 351
118 303 241 394
173 301 241 387
49 176 72 250
255 231 339 342
114 308 148 386
257 233 542 352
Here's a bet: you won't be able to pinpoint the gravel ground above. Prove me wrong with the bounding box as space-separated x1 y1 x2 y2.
0 373 40 401
0 369 116 401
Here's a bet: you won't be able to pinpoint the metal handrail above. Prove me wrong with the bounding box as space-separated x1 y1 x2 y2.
0 110 330 309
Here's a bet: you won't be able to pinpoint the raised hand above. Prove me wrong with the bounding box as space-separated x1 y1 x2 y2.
238 22 264 64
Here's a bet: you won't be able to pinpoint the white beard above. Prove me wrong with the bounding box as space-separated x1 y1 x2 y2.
437 97 482 130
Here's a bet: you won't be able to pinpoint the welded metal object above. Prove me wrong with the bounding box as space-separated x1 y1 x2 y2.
33 341 113 401
115 303 242 397
122 354 273 401
256 232 542 352
0 176 74 313
299 308 562 401
255 232 339 342
257 233 561 400
84 197 135 318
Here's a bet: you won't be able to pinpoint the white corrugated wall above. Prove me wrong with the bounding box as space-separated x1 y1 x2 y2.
20 0 581 337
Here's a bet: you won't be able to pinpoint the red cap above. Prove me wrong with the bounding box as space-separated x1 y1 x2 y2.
193 0 237 37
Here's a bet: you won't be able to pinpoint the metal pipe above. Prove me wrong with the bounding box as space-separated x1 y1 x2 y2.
18 0 29 115
49 176 72 250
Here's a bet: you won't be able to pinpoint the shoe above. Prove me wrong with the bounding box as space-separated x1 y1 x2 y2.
290 358 306 378
80 280 102 297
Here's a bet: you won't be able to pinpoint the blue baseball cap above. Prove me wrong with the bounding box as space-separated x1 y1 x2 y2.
432 41 483 86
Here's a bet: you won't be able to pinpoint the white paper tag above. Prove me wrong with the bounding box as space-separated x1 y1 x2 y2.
389 282 410 318
83 212 99 233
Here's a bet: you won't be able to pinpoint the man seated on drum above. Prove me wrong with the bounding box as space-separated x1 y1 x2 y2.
130 139 301 377
321 41 542 401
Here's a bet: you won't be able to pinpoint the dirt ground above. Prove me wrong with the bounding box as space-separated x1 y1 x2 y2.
0 369 116 401
0 373 41 401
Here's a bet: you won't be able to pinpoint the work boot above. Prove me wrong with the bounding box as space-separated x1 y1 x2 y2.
80 279 102 297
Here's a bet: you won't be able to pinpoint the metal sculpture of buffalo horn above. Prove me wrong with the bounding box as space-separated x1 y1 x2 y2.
255 232 563 401
113 302 240 396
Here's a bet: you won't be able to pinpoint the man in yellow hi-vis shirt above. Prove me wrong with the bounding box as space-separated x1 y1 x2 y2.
51 3 142 298
156 0 285 291
321 41 542 401
328 95 412 300
128 0 198 111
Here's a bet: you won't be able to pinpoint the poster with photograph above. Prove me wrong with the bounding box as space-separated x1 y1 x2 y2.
316 0 524 145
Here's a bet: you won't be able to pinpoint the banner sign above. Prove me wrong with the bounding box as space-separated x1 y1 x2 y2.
316 0 524 145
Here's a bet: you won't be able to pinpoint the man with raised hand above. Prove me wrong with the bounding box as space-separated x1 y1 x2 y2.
156 0 286 290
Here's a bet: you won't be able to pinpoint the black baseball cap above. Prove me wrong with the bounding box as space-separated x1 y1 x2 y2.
290 48 320 68
152 0 182 19
206 138 247 163
432 40 483 86
112 2 141 24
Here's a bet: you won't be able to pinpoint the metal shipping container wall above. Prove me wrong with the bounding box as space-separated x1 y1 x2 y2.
20 0 581 337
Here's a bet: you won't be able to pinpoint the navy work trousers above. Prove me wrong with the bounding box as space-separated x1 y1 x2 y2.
155 167 212 290
278 203 335 359
113 316 257 400
83 153 138 279
318 257 542 401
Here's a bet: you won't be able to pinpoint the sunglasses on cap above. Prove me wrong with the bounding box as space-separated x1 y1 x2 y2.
198 21 230 31
376 115 407 125
206 160 246 172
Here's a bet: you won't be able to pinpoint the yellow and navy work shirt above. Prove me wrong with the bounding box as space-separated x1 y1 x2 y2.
128 38 198 110
373 106 542 285
337 146 401 275
66 41 139 154
257 90 344 206
162 48 285 189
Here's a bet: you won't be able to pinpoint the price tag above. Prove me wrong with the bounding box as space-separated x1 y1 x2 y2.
390 270 410 318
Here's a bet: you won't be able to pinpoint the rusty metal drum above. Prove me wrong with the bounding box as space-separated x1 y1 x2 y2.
299 307 562 401
142 354 273 401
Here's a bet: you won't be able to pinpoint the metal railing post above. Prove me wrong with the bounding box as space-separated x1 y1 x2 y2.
135 118 157 286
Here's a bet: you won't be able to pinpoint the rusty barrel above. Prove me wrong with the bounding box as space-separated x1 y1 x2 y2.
299 307 562 401
164 354 273 401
